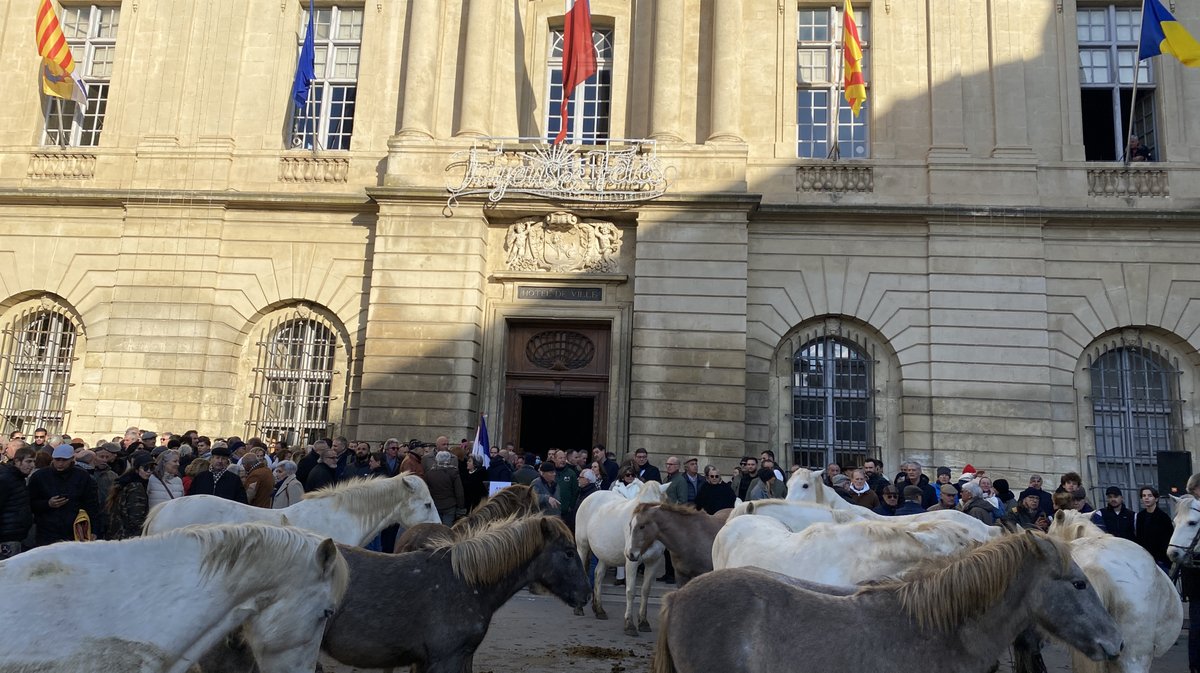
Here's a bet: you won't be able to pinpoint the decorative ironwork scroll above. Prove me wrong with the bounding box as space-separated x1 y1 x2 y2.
504 212 622 273
446 138 668 207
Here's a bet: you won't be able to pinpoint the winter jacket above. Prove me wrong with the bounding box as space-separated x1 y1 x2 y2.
664 473 688 504
28 465 101 545
962 497 997 525
1135 507 1174 567
0 462 33 542
399 451 425 478
636 463 662 484
556 464 580 516
512 465 538 486
425 466 465 513
272 475 305 509
107 473 150 540
243 465 275 508
462 467 487 512
304 462 339 493
1092 506 1135 541
695 481 736 514
188 469 248 504
894 500 926 516
147 473 184 511
532 476 560 515
747 477 787 501
487 460 513 483
892 473 938 509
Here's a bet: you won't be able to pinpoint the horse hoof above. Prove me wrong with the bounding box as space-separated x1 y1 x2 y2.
595 611 608 620
624 625 640 637
573 606 584 616
638 620 651 632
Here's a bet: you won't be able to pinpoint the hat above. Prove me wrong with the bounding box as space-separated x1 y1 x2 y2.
902 485 924 500
228 439 246 453
684 457 698 465
939 483 958 495
831 474 851 487
539 462 557 473
936 466 952 477
210 444 232 458
956 464 977 482
141 431 157 443
131 453 154 471
69 438 85 448
1105 486 1123 497
97 442 121 455
150 446 168 458
962 464 976 474
51 445 74 459
1018 488 1041 502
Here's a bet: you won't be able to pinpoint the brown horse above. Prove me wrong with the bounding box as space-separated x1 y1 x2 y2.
393 483 540 552
626 502 730 586
654 531 1123 673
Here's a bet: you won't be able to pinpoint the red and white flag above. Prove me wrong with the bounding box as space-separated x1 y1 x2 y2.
554 0 596 144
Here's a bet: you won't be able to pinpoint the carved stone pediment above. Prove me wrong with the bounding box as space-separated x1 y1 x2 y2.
503 212 622 273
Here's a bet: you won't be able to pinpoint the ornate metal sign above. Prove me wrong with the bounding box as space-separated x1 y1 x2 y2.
504 212 622 273
446 138 668 207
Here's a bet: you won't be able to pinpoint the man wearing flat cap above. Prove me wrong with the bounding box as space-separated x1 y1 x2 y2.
1092 486 1134 540
187 443 247 503
27 444 100 545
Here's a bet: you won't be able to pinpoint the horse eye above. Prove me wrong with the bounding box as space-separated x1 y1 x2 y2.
1072 580 1087 590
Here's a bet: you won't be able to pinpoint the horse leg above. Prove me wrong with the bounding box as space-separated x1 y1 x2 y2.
623 559 644 636
637 557 661 632
591 557 609 620
1010 626 1048 673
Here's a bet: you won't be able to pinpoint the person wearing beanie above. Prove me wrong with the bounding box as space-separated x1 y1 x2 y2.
532 461 560 516
1004 488 1049 531
955 464 978 487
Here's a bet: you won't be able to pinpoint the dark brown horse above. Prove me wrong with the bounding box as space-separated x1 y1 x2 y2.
626 502 730 586
653 531 1123 673
325 515 591 673
393 483 540 552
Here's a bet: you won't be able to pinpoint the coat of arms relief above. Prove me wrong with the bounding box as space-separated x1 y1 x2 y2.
503 212 623 273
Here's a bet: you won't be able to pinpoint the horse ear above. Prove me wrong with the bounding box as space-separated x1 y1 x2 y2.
745 502 756 514
317 538 339 575
1053 510 1066 524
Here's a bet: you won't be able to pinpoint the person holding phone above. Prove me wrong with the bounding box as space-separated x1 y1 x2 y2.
1004 488 1050 531
27 445 100 545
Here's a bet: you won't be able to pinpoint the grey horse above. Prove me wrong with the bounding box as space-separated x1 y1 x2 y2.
626 502 731 586
653 531 1123 673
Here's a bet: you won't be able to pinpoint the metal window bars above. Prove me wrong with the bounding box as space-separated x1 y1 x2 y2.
246 310 340 447
1086 342 1184 504
790 334 877 470
0 307 78 437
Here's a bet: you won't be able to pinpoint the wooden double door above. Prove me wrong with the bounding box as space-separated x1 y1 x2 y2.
503 321 609 459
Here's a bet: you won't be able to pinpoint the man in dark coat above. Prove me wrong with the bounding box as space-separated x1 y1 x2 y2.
1092 486 1135 540
0 446 35 557
863 457 890 494
894 486 927 515
305 445 341 493
187 444 247 503
512 453 538 485
27 445 101 545
695 465 736 514
1135 486 1173 571
632 448 661 483
892 461 937 509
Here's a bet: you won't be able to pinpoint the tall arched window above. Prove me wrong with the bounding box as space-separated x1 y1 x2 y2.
247 311 340 445
0 306 78 435
1089 345 1182 492
792 336 874 469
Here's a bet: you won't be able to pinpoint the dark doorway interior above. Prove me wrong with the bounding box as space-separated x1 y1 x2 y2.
519 395 594 459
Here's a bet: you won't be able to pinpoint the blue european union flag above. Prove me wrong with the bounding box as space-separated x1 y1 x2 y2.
291 0 316 109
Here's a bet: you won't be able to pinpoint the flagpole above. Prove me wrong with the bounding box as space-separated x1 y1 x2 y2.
1124 0 1148 164
829 8 846 161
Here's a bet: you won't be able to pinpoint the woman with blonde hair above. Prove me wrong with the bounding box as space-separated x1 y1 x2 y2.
147 449 184 510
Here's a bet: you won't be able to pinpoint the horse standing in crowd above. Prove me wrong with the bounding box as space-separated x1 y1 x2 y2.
320 515 590 673
574 480 666 636
143 474 440 545
655 532 1123 673
712 513 982 585
0 523 348 673
393 483 540 552
625 502 732 586
1049 509 1182 673
785 468 1001 539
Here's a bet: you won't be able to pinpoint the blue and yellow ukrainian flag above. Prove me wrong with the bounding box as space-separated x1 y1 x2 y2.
1139 0 1200 66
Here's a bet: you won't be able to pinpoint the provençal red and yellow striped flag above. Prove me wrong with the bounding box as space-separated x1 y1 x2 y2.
35 0 87 103
842 0 867 117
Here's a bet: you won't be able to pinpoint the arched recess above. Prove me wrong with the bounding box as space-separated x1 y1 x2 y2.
1073 326 1200 502
234 302 352 446
769 315 901 471
0 294 87 436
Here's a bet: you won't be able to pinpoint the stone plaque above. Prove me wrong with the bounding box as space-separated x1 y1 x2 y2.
517 286 602 302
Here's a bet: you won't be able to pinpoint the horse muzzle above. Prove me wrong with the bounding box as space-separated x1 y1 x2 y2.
626 551 640 563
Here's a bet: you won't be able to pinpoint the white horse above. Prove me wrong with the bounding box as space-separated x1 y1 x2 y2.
785 468 1001 540
143 474 440 545
1167 494 1200 565
712 514 982 585
1047 510 1181 673
574 481 665 637
726 498 859 531
0 523 348 673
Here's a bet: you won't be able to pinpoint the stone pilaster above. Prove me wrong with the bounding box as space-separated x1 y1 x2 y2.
649 1 685 142
456 0 498 138
397 3 444 140
707 0 744 143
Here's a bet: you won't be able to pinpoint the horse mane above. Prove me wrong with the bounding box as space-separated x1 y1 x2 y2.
634 501 701 517
303 473 417 523
427 515 572 587
1049 509 1105 541
858 531 1070 633
174 523 350 599
452 485 539 529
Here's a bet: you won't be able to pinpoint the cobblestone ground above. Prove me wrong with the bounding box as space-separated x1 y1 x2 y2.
324 578 1190 672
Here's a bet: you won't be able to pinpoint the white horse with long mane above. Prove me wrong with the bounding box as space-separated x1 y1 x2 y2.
574 481 666 637
785 467 1000 539
0 523 348 673
143 474 440 545
712 513 983 585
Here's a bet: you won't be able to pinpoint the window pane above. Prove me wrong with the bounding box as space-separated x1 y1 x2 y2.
1077 9 1108 43
1114 9 1140 42
97 8 120 38
798 9 830 42
797 48 830 85
333 46 359 79
336 9 364 40
61 7 89 40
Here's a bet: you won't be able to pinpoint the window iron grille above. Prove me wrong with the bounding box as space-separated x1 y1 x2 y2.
246 310 341 446
0 307 78 436
790 333 877 470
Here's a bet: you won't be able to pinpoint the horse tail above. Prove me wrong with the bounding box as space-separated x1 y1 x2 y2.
652 594 676 673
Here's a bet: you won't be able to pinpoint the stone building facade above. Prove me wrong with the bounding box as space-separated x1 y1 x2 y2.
2 0 1199 497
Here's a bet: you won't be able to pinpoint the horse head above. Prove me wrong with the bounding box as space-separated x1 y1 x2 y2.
784 468 827 504
1168 495 1200 565
394 473 441 526
1021 532 1123 662
225 530 349 673
525 516 591 609
626 503 663 563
